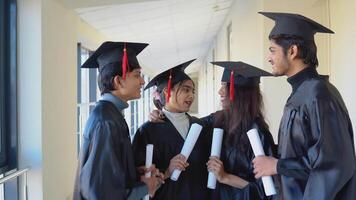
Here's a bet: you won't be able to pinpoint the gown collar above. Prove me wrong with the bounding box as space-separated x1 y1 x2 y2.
287 66 318 93
100 93 129 111
162 108 187 120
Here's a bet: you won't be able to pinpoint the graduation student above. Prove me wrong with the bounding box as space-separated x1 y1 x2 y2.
204 61 276 200
252 12 356 200
132 59 212 200
73 41 162 200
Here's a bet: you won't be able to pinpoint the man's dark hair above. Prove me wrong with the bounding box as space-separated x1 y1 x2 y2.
98 62 138 95
270 34 318 68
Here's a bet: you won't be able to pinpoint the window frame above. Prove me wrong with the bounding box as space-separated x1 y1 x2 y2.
0 0 17 174
226 22 232 60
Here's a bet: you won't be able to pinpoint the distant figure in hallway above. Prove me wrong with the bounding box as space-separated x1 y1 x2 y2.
253 12 356 200
73 41 163 200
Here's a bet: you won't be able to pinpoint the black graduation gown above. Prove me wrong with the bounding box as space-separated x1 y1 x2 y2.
132 115 212 200
277 68 356 200
202 115 276 200
73 100 147 200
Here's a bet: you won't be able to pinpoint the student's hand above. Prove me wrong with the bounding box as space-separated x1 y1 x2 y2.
138 164 165 184
137 164 154 175
165 154 189 179
137 164 158 175
141 175 161 197
252 156 278 178
207 156 227 183
149 109 165 123
151 168 165 185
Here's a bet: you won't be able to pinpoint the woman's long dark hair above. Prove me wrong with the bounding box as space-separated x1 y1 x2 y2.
214 84 269 151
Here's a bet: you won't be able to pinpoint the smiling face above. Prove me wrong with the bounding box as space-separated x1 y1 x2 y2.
116 68 145 101
218 82 229 109
267 39 291 77
165 79 195 113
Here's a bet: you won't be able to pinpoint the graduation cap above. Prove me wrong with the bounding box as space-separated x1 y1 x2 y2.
81 41 148 79
211 61 272 101
259 12 334 40
145 59 195 103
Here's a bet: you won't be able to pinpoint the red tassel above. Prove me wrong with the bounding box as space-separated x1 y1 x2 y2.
229 71 234 101
166 70 172 103
122 43 128 80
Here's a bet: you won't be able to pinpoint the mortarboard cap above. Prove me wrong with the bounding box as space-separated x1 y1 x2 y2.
81 41 148 79
211 61 272 101
259 12 334 40
145 59 195 103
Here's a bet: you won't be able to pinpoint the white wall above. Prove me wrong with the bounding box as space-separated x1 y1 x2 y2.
41 1 78 199
18 0 43 199
198 47 220 117
18 0 108 199
198 0 265 118
329 0 356 147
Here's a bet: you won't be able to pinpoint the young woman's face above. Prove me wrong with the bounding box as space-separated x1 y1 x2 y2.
166 80 195 113
218 82 229 109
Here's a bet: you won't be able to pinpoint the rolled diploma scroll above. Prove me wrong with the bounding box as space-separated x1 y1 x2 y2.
144 144 154 200
170 123 203 181
247 128 276 196
207 128 224 189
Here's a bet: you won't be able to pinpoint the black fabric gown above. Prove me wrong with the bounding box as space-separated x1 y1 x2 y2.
132 115 212 200
74 100 147 200
202 114 277 200
277 67 356 200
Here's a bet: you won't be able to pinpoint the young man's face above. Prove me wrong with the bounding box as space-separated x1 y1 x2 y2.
267 40 291 76
120 68 145 100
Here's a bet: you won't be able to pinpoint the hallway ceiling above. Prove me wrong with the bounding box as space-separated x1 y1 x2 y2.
69 0 234 74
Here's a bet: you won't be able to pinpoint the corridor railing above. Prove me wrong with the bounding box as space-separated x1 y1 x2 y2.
0 168 29 200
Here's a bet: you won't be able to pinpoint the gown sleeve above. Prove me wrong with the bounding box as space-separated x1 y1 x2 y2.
79 121 127 200
132 124 167 177
234 124 276 200
132 126 148 168
239 181 270 200
200 113 215 131
277 98 355 200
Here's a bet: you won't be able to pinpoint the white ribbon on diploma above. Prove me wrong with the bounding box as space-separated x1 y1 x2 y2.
207 128 224 189
247 128 276 196
170 123 203 181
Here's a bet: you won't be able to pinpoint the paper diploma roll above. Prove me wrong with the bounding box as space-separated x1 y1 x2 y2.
170 123 203 181
144 144 154 200
207 128 224 189
247 128 276 196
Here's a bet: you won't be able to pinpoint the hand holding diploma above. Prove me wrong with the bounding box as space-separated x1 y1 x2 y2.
247 128 277 196
170 123 203 181
207 128 224 189
144 144 154 200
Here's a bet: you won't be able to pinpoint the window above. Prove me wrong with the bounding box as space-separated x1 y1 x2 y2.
0 0 18 199
126 75 152 139
212 49 216 109
0 0 17 173
77 44 97 154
